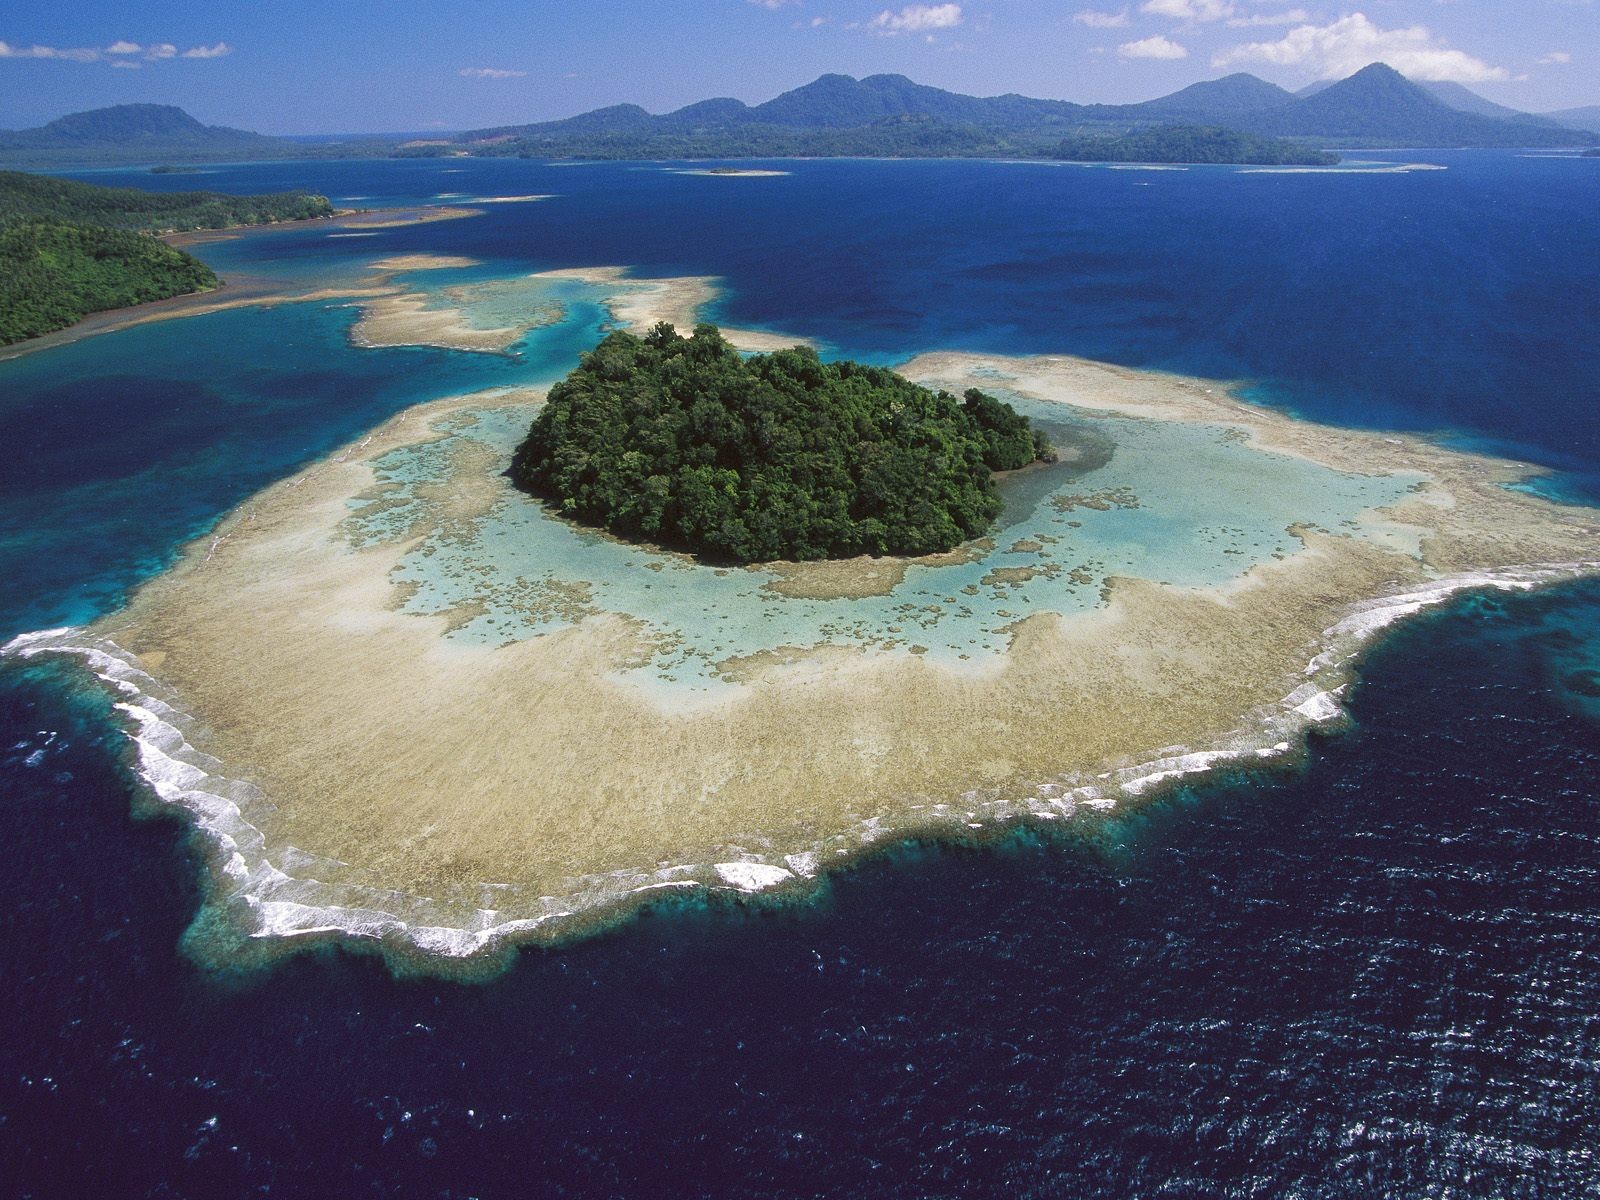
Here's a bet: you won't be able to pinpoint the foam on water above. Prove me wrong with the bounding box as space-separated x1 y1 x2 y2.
8 557 1592 968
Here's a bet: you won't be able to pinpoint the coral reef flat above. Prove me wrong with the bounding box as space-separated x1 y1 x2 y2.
11 268 1598 971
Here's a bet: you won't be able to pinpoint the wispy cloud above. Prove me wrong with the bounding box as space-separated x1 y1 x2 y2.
1141 0 1235 23
1214 13 1510 83
869 4 964 35
459 66 528 79
1119 34 1189 59
1538 51 1573 65
0 38 231 64
1225 8 1309 28
1074 9 1130 29
0 41 102 62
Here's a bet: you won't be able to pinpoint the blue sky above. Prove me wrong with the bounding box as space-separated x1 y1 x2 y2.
1 1 1594 133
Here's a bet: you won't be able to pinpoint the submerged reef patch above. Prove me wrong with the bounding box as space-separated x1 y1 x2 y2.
10 272 1599 976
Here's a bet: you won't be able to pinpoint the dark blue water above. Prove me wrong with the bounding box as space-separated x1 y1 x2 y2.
5 587 1599 1198
2 154 1598 1196
71 152 1600 475
0 305 505 632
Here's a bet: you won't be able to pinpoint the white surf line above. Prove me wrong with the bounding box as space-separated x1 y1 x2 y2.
4 560 1595 964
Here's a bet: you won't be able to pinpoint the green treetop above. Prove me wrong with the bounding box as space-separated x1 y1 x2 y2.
510 323 1054 564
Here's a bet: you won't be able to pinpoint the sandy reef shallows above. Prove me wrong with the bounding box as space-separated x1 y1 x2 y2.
347 264 810 357
664 168 792 178
531 266 811 351
166 204 485 249
10 273 1600 974
0 206 488 363
347 254 541 354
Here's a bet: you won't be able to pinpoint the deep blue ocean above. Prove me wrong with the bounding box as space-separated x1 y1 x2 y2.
2 152 1598 1197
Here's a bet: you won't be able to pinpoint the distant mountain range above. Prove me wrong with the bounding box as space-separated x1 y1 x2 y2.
0 104 292 166
1 65 1592 169
1234 64 1582 146
438 63 1590 157
1546 106 1600 135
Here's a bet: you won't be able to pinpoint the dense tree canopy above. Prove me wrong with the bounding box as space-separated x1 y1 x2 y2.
0 219 217 345
1054 125 1339 166
0 172 335 345
0 170 334 232
510 324 1053 564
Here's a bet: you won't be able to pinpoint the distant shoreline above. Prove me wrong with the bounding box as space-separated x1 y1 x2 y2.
0 205 483 361
164 202 481 248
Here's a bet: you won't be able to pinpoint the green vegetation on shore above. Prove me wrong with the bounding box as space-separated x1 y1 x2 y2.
402 116 1050 162
0 219 217 345
0 170 333 233
511 324 1054 563
0 171 335 346
1054 125 1340 166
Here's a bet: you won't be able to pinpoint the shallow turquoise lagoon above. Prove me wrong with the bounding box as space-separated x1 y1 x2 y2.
352 387 1421 692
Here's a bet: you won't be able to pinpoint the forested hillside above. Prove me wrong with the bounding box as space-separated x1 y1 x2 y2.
0 172 334 345
0 170 333 232
0 219 216 345
1054 126 1338 166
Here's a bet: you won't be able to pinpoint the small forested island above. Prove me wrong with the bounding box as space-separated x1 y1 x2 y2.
0 170 335 345
1054 125 1340 167
510 323 1054 563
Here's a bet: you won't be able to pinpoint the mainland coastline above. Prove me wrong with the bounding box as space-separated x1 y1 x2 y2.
8 256 1598 978
0 204 483 362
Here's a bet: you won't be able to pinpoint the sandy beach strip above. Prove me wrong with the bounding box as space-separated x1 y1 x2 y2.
166 204 484 249
0 276 399 363
665 169 791 177
0 207 490 362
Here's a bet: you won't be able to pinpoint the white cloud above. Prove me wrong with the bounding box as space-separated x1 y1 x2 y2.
1213 13 1510 82
870 3 964 34
1225 8 1309 28
1141 0 1235 22
1539 51 1573 64
459 67 528 79
747 0 799 7
111 60 140 69
1119 34 1189 59
1074 9 1130 28
0 40 102 62
0 37 225 64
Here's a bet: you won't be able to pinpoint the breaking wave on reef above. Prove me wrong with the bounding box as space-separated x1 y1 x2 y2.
4 560 1594 974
